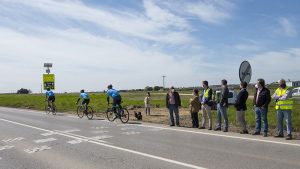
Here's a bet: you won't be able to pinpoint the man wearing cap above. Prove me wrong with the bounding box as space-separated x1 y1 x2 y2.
272 79 294 140
166 86 181 127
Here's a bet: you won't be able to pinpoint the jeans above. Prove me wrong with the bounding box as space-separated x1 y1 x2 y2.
191 112 199 128
217 103 228 129
169 104 179 126
276 110 292 135
255 107 268 133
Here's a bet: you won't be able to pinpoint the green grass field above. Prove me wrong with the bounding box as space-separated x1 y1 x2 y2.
0 90 299 133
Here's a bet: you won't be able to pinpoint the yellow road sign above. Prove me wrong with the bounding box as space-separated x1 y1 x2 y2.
43 74 55 90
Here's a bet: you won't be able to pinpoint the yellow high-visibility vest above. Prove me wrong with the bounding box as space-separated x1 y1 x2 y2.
275 87 293 110
204 88 211 98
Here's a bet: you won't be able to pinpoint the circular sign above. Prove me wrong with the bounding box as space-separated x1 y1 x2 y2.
239 61 252 83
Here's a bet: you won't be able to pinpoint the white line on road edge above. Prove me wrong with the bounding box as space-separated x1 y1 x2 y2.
137 124 300 147
34 138 57 144
0 118 206 169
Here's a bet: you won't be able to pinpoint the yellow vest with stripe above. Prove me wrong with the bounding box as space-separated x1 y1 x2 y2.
275 87 293 110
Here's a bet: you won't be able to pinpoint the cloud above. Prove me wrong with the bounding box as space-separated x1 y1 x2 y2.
0 0 192 45
278 17 297 37
249 48 300 83
184 0 234 24
0 27 202 93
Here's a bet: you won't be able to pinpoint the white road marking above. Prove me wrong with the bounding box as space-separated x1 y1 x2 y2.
91 130 109 134
2 137 24 143
137 124 300 147
41 132 55 136
121 127 137 131
0 118 206 169
0 145 14 151
0 157 2 160
90 135 113 140
122 131 141 135
34 138 57 144
91 126 108 129
24 145 51 154
58 129 80 133
67 139 87 145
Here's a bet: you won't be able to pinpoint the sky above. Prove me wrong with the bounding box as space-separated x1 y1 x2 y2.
0 0 299 93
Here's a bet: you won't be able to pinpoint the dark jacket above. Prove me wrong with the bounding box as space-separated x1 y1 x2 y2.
220 86 229 107
200 88 213 107
166 91 181 108
235 88 248 111
253 87 271 108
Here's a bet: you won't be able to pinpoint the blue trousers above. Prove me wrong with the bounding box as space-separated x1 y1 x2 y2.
217 103 228 129
276 110 292 135
169 104 179 126
255 107 268 133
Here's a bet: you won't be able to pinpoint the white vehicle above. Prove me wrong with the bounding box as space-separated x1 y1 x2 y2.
215 90 237 105
292 87 300 97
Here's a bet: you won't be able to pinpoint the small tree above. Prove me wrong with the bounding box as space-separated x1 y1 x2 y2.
145 86 153 91
153 86 161 91
17 88 30 94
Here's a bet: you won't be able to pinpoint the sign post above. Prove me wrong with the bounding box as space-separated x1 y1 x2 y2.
43 63 55 90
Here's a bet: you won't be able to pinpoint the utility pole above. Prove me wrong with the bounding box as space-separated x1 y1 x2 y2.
162 75 166 89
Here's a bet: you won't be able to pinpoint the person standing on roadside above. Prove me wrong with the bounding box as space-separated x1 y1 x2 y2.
272 79 294 140
166 86 181 127
200 81 213 130
235 82 249 134
215 79 229 132
189 89 201 128
253 79 271 137
144 92 151 116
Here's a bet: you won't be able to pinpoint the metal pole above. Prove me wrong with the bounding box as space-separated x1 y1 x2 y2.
162 75 166 89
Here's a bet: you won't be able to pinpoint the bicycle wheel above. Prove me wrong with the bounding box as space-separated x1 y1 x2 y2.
45 105 50 114
77 106 84 118
52 105 57 115
120 108 129 123
106 108 115 122
86 106 94 120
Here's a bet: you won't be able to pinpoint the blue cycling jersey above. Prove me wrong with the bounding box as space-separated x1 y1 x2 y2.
107 89 120 99
80 92 89 100
46 91 55 97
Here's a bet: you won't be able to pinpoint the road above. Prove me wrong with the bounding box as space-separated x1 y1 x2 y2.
0 107 299 169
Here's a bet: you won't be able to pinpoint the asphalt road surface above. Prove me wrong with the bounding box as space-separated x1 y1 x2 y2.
0 107 299 169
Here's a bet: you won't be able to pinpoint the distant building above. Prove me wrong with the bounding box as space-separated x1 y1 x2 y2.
286 81 300 87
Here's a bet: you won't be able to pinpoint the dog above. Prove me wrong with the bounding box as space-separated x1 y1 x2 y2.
134 111 142 120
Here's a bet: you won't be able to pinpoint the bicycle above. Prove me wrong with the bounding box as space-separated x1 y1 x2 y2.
76 102 94 120
106 103 129 123
45 100 56 115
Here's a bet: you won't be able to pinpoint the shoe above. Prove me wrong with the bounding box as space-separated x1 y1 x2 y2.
252 132 260 135
286 134 292 140
170 124 175 127
274 134 284 138
240 130 248 134
214 127 221 131
263 133 268 137
208 127 212 130
176 124 180 127
223 129 228 132
199 127 206 129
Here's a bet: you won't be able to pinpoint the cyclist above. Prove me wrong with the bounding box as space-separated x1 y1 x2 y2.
107 84 122 116
76 89 90 113
45 88 55 110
